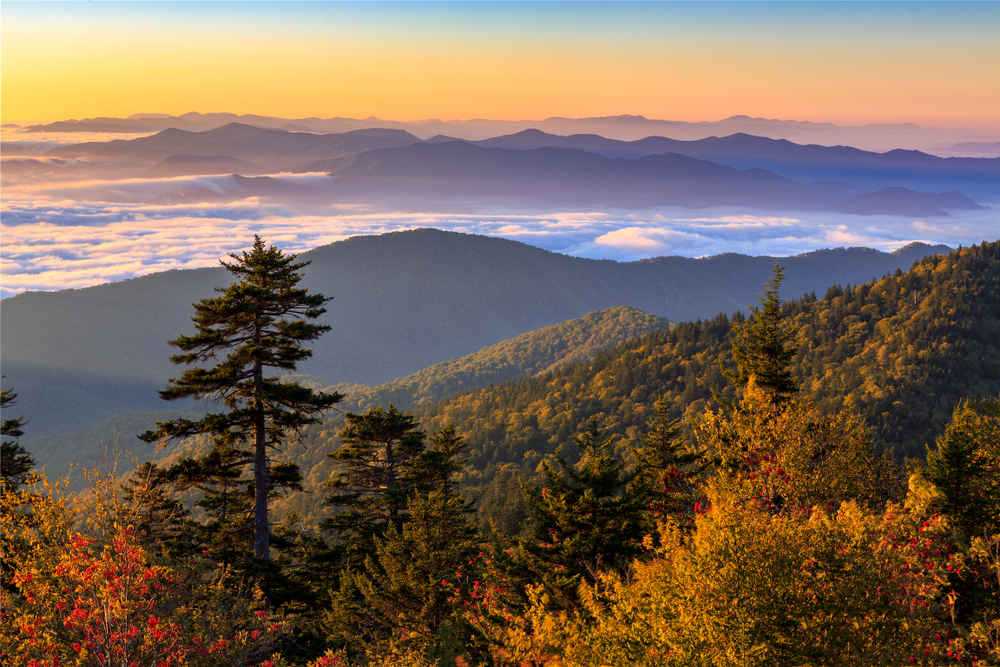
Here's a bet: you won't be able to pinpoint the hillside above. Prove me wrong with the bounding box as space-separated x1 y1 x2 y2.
473 130 1000 199
18 306 669 486
1 229 949 439
401 242 1000 493
263 242 1000 526
304 142 984 215
324 305 672 414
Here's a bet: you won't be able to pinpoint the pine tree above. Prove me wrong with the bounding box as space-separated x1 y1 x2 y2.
631 396 707 522
330 491 481 657
926 397 1000 539
520 416 649 608
723 262 800 405
139 236 341 561
1 377 35 493
412 425 470 500
323 404 426 564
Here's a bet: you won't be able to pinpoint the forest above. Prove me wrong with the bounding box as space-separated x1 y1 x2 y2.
2 240 999 667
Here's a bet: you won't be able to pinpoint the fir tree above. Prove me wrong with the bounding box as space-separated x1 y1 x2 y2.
926 397 1000 539
412 424 470 500
323 405 426 563
329 491 481 658
723 262 800 405
139 236 341 561
520 416 649 608
1 377 35 493
631 395 707 522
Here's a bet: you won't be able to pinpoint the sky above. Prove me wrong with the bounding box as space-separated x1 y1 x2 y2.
1 1 999 298
3 1 999 127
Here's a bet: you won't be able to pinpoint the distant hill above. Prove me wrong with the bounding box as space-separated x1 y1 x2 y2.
0 229 949 439
47 123 423 170
25 112 1000 152
29 123 996 210
325 305 672 414
404 241 1000 490
473 130 1000 199
304 141 983 216
19 306 669 485
145 154 268 176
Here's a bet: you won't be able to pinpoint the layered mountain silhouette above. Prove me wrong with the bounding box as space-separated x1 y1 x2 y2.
305 141 983 215
472 130 1000 198
1 229 950 440
49 123 422 170
24 112 1000 151
22 122 992 214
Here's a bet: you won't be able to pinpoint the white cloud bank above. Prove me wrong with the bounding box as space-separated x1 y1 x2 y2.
2 193 997 298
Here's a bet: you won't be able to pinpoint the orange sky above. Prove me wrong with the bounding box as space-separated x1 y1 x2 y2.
2 2 998 127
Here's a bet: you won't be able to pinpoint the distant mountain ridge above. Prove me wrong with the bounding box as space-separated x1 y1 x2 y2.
19 122 994 214
1 228 950 440
471 130 1000 199
23 112 1000 152
324 305 673 415
18 306 670 485
305 141 984 216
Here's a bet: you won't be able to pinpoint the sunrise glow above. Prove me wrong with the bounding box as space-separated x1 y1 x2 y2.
3 1 998 127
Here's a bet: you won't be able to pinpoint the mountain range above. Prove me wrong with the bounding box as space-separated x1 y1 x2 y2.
19 112 1000 153
1 229 950 441
6 122 993 216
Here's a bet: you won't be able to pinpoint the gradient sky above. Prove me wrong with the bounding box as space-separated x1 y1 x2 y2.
3 1 998 127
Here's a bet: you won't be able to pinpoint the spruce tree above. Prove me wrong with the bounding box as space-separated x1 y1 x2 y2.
631 396 707 522
520 417 649 608
723 262 800 405
139 236 341 561
323 404 426 563
1 377 36 493
926 398 1000 539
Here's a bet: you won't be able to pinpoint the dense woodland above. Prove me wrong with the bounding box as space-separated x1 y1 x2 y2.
2 241 1000 666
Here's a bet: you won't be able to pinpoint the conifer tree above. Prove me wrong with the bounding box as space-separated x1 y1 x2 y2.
631 396 707 522
323 404 426 563
329 491 481 657
1 377 36 493
412 425 471 500
139 236 341 561
520 417 648 608
723 262 800 404
926 397 1000 539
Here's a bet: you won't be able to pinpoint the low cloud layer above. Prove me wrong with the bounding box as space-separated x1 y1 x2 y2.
3 187 997 298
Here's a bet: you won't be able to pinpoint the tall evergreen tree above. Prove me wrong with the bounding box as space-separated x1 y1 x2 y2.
1 377 36 493
630 396 707 522
723 262 800 405
926 397 1000 539
323 404 426 563
412 425 470 500
520 417 649 608
139 236 341 561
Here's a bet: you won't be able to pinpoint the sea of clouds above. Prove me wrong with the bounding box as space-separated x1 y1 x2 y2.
3 179 997 299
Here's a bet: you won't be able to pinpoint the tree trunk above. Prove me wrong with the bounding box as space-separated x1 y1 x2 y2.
253 324 269 561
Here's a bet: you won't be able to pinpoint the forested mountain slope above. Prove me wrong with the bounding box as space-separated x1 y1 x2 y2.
323 306 672 414
1 229 947 438
23 306 669 485
406 241 1000 491
248 242 1000 527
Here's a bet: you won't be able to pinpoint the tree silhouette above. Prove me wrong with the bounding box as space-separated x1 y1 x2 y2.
724 262 800 404
140 236 341 561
